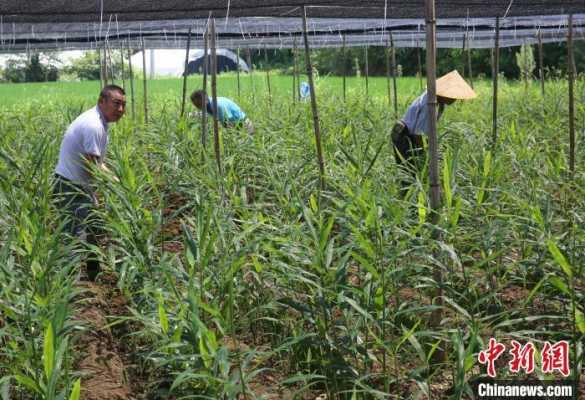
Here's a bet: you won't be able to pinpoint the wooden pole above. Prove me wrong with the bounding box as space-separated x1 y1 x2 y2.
568 14 575 175
293 38 298 103
302 6 325 191
246 48 255 102
538 29 545 98
523 39 529 92
467 32 474 88
567 17 578 383
264 45 272 100
390 32 398 120
491 17 500 151
120 42 126 89
364 46 369 97
425 0 443 340
141 36 148 124
342 34 347 102
126 40 136 120
417 39 423 91
107 42 115 84
201 28 209 147
386 37 392 106
236 47 241 99
461 32 466 79
180 27 192 118
210 19 222 175
98 47 105 88
102 46 108 84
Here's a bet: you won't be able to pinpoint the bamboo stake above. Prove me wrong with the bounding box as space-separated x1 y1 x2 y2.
342 34 347 102
425 0 443 346
120 41 126 89
141 36 148 124
568 14 575 176
491 17 500 151
210 19 222 175
293 38 298 103
201 27 209 147
461 32 466 79
417 39 423 91
567 15 579 384
107 41 115 84
390 32 398 120
467 32 474 88
180 27 192 118
523 39 529 92
103 46 109 84
126 40 136 120
236 47 241 99
247 48 255 103
538 29 545 98
265 45 272 100
386 37 392 106
364 46 369 97
302 6 325 191
98 47 105 88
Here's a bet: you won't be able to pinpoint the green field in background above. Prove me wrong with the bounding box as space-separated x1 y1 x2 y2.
0 73 496 108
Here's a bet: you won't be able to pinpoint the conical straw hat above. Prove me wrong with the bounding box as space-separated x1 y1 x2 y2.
436 70 476 100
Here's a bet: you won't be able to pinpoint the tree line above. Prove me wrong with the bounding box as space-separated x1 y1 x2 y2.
1 41 584 83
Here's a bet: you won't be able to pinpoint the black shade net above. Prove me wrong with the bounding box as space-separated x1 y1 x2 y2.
1 1 585 51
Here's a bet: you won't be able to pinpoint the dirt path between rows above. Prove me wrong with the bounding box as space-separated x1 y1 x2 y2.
74 275 134 400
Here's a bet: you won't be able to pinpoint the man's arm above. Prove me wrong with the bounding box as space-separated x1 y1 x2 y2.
84 154 119 182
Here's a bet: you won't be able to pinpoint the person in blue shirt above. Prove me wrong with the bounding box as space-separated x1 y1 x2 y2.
190 90 254 134
391 70 475 193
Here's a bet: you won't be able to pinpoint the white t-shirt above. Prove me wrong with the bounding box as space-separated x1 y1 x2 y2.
55 106 109 185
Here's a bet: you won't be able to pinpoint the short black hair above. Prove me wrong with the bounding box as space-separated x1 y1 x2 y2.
190 89 207 104
99 85 125 101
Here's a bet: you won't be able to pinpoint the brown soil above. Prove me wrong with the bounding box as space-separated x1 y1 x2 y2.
73 275 134 400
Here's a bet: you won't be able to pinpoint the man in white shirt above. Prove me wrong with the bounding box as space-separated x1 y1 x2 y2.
54 85 126 280
391 70 476 193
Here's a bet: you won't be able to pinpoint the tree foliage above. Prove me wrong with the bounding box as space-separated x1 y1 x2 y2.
516 43 536 82
64 51 101 81
2 54 58 83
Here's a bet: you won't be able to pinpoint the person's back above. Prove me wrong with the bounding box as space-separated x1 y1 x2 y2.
215 97 246 124
191 90 254 134
401 92 429 137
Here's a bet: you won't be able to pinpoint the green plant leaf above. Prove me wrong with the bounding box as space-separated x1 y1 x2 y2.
575 308 585 334
158 293 169 334
546 239 572 279
44 323 55 381
68 379 81 400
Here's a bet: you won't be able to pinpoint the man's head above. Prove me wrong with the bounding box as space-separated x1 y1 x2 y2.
437 95 456 106
98 85 126 123
190 90 207 110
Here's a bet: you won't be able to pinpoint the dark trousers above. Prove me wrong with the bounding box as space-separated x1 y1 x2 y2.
53 174 102 280
391 121 424 194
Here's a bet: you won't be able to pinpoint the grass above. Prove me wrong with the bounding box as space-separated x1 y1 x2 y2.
0 73 424 108
0 72 583 399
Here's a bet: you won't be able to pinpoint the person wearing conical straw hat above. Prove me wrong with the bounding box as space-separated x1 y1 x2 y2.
391 70 476 193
